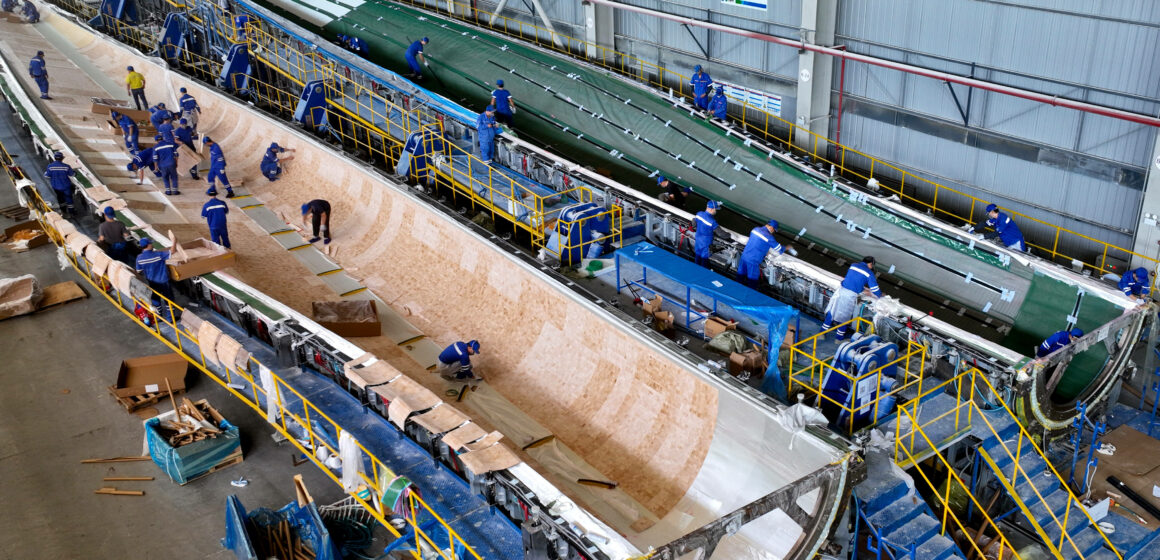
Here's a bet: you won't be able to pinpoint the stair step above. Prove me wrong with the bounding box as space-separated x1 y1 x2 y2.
915 533 962 560
1086 548 1122 560
885 515 940 550
856 477 910 513
980 411 1020 441
1044 523 1106 559
867 497 923 535
1021 485 1073 527
983 439 1047 481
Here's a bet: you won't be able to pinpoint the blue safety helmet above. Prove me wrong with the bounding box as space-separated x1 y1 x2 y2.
301 203 310 215
103 206 115 218
767 219 778 230
53 151 64 160
657 175 667 185
468 340 480 354
986 203 998 213
706 200 719 210
202 136 213 145
139 238 152 248
36 50 43 57
485 105 496 113
269 142 281 151
694 64 702 72
421 37 429 43
179 87 187 93
1070 328 1084 339
178 118 187 125
496 79 504 87
126 65 134 71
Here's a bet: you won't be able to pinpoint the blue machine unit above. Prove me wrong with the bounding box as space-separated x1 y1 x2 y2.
158 13 188 62
397 129 444 179
220 43 252 93
820 334 900 428
90 0 137 27
547 202 611 265
294 80 328 132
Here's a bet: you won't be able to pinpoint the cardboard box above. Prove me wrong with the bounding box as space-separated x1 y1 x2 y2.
167 238 237 281
653 310 674 331
728 348 766 377
3 220 50 250
780 325 798 349
113 353 189 398
704 316 737 339
641 294 663 318
90 97 151 123
312 300 382 337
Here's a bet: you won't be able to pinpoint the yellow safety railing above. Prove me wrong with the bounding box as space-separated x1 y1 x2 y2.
245 74 301 115
248 25 335 85
92 13 157 53
396 0 1159 281
49 0 96 19
14 181 482 560
893 368 1121 560
539 204 624 263
787 317 927 434
173 47 225 85
892 402 1022 560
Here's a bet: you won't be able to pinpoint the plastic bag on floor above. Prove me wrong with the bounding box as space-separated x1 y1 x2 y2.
706 331 748 355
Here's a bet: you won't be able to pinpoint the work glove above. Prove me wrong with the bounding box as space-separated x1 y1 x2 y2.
424 61 429 67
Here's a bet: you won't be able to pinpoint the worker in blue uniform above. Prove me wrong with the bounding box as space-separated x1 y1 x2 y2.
127 141 158 184
2 0 17 13
173 118 199 179
44 152 76 216
156 114 175 143
201 192 231 248
658 176 691 209
969 203 1026 252
822 257 883 340
21 0 38 23
337 34 368 55
301 199 332 244
1119 267 1150 301
135 238 177 320
114 110 139 151
1036 328 1083 358
260 142 296 181
177 87 200 133
693 200 720 267
153 138 180 195
28 51 50 100
202 137 235 198
436 340 480 380
404 37 429 79
690 65 713 110
149 103 173 129
708 87 728 121
476 105 499 162
736 219 786 288
490 79 516 125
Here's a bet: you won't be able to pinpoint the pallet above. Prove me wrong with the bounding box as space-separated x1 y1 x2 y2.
108 386 184 412
179 447 244 486
0 204 30 220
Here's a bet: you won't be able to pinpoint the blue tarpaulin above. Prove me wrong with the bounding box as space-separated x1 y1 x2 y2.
616 241 799 400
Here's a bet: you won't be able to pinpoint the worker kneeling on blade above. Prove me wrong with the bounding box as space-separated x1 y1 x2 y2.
822 256 883 340
437 340 481 381
1036 328 1083 358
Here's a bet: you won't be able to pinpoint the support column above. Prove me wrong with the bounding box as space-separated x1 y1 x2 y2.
1131 130 1160 273
583 1 614 61
794 0 837 149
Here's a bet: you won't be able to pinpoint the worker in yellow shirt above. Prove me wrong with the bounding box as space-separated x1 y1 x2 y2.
125 65 147 110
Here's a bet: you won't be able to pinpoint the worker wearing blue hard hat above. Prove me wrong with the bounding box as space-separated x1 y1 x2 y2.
21 0 39 24
337 33 368 55
476 105 499 162
301 199 332 244
736 219 788 289
693 200 720 267
2 0 18 13
261 142 296 181
690 64 713 111
173 118 200 180
1036 328 1084 358
135 238 178 321
127 140 160 184
149 103 174 129
709 87 728 121
1119 267 1151 302
201 137 235 198
125 66 147 110
405 37 429 79
202 191 231 249
822 256 883 340
152 136 180 196
114 109 139 151
28 51 50 100
490 79 516 125
657 175 692 209
43 152 76 217
437 340 481 381
968 203 1026 252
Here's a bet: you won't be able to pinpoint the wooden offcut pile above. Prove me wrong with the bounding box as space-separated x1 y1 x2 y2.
251 519 317 560
155 398 224 447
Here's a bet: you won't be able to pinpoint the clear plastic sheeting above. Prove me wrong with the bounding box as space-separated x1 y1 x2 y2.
0 274 43 319
145 414 241 484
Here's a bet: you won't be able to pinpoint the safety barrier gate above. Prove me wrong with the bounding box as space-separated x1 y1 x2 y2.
894 368 1121 560
787 317 927 435
8 174 483 560
394 0 1160 284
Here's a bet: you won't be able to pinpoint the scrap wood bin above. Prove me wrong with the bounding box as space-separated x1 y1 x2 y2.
146 413 241 484
222 495 340 560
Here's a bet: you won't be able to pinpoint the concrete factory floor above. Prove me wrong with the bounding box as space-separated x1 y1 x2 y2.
0 166 346 559
0 10 849 558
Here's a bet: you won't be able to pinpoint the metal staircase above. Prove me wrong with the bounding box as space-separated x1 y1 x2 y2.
855 450 966 560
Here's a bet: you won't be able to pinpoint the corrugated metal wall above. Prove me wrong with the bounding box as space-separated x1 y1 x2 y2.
495 0 1158 255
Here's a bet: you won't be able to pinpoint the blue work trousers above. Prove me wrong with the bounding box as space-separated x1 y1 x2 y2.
206 166 231 193
405 54 421 75
159 164 178 193
736 258 761 288
34 76 48 96
123 128 138 151
210 227 231 249
478 135 496 162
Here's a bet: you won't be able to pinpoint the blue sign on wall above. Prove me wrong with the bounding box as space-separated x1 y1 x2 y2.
723 0 768 10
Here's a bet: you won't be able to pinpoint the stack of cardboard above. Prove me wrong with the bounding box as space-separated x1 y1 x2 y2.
641 295 674 332
728 344 767 379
